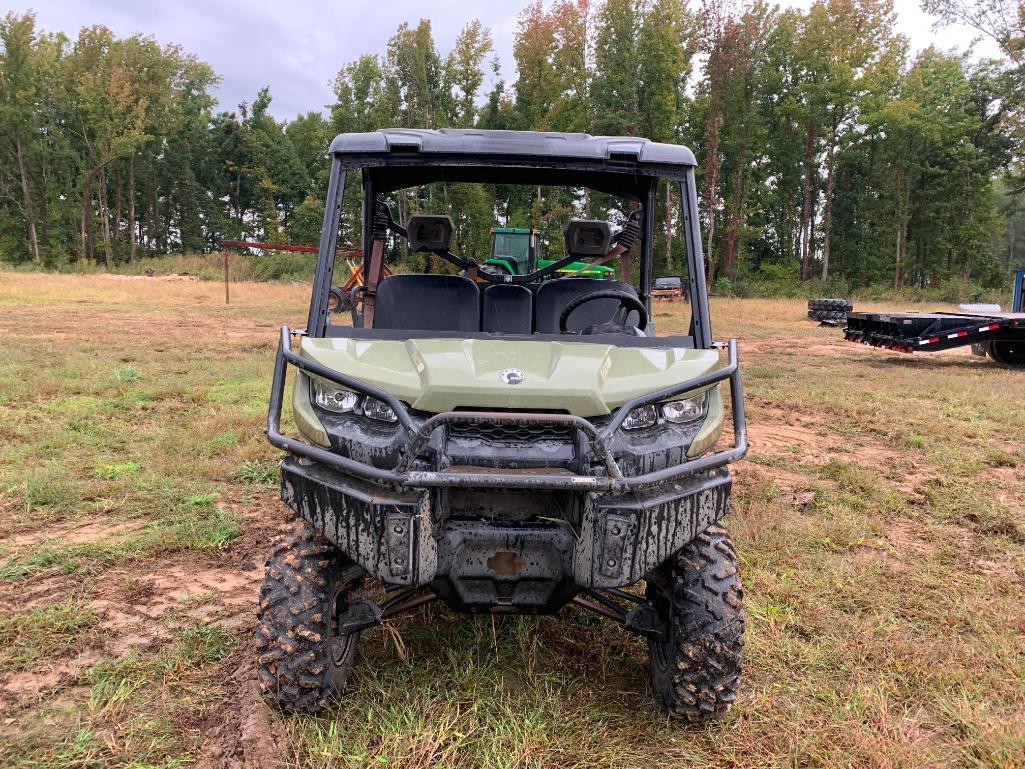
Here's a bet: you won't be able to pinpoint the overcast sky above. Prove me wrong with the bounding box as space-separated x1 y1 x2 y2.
14 0 993 122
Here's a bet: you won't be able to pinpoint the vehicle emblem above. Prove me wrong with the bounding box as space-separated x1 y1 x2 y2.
499 368 525 385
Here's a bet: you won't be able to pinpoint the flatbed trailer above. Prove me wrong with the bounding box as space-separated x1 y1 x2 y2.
843 269 1025 365
844 310 1025 364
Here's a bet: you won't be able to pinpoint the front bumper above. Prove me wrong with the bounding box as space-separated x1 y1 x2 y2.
280 456 733 601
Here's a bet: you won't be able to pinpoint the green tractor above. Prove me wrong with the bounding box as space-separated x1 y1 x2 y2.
485 227 617 280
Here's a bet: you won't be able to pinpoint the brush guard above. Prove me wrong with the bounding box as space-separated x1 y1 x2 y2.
266 326 747 493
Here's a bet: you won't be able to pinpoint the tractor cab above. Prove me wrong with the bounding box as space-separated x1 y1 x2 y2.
485 227 616 281
487 228 537 275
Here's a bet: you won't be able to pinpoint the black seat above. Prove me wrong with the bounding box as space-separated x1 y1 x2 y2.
534 278 641 333
482 284 533 334
372 274 480 331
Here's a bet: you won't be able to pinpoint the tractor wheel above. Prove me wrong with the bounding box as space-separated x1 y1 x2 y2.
808 298 853 312
327 287 350 313
646 525 744 722
808 309 848 322
987 339 1025 366
256 518 365 713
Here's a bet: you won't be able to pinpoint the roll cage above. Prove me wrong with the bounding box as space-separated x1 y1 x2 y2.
304 129 714 347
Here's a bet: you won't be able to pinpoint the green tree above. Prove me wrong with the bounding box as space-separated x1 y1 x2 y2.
445 20 494 127
0 12 45 263
592 0 639 135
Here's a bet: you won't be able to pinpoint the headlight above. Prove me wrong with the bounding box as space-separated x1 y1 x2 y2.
363 396 397 423
661 391 708 424
312 380 359 413
621 391 709 430
622 404 658 430
311 380 399 423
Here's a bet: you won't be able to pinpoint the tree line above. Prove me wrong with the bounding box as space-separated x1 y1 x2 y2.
1 0 1023 291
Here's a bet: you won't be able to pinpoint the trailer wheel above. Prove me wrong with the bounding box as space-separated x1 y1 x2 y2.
256 518 365 713
987 340 1025 366
646 525 744 722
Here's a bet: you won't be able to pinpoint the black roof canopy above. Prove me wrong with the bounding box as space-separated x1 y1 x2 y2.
329 129 698 190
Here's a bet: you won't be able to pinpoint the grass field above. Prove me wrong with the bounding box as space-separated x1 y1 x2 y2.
1 272 1023 769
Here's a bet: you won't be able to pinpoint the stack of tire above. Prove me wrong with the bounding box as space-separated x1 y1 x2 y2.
807 298 853 326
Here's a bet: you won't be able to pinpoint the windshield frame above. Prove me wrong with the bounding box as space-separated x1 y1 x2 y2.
306 150 712 349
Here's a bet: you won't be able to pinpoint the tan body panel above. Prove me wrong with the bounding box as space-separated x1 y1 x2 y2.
299 337 721 417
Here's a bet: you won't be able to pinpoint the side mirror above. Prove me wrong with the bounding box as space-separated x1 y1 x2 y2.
565 219 612 258
405 215 454 252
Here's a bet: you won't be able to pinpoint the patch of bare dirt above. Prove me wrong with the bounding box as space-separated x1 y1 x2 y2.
0 649 104 713
194 660 292 769
4 518 144 549
969 556 1022 582
0 572 86 612
91 555 262 656
978 466 1025 516
0 504 289 762
885 519 939 559
740 333 863 360
746 403 907 472
885 467 937 500
736 461 815 495
849 541 910 573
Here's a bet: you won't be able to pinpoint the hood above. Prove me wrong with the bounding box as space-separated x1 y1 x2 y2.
300 337 720 418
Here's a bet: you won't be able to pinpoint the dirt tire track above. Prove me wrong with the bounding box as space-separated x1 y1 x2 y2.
195 660 292 769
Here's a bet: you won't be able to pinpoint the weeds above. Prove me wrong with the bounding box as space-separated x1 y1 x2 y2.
0 602 98 672
156 625 233 678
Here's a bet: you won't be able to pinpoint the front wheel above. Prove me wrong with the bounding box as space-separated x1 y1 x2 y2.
646 525 744 722
255 518 365 712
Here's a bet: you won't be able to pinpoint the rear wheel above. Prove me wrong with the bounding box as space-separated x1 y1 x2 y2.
256 518 365 713
646 525 744 722
987 339 1025 366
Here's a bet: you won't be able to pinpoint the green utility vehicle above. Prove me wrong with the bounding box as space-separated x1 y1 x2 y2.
485 227 617 280
260 129 748 721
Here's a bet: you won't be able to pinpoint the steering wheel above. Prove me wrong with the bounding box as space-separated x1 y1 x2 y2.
558 289 649 335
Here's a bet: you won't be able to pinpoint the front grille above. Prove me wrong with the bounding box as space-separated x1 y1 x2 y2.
447 422 574 444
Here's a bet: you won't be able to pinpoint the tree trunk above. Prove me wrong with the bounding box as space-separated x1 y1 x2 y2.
893 220 903 290
820 127 837 282
99 170 114 268
38 169 50 247
113 163 122 258
893 165 907 289
665 179 673 271
147 180 157 257
723 155 745 279
799 120 817 280
14 132 41 265
703 155 720 285
128 154 137 261
80 193 89 262
80 164 105 262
